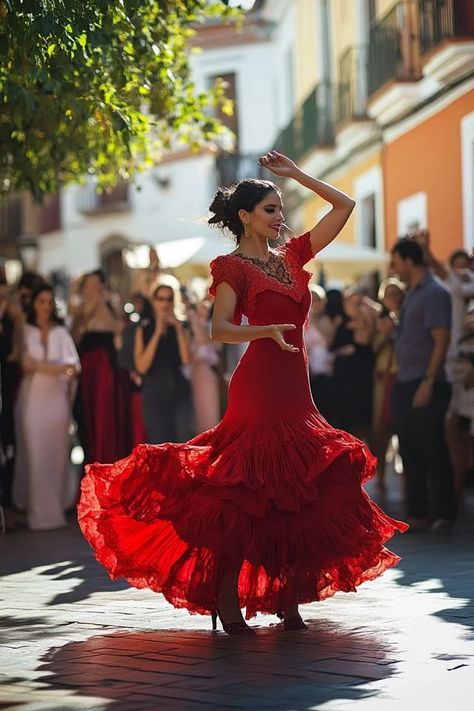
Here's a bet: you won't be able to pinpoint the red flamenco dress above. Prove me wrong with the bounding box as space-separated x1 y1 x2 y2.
78 232 407 619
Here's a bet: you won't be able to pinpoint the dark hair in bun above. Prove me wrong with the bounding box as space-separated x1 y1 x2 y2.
208 179 280 244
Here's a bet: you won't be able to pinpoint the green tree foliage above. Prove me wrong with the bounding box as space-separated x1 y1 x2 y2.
0 0 238 198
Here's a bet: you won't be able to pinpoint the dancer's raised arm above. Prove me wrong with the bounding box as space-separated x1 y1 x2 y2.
259 151 355 256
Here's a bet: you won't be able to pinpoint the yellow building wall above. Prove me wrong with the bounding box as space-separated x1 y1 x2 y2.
302 150 382 241
294 0 319 103
331 1 357 78
376 0 399 20
300 150 384 285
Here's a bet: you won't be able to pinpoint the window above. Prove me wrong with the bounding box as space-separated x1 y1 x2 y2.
397 192 427 236
210 72 239 148
354 166 383 250
461 111 474 251
360 193 377 248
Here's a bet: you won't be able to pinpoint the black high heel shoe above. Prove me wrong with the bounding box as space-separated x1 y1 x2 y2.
276 610 308 631
211 609 256 636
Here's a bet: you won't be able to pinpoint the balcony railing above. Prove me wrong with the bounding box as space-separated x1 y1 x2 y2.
39 192 61 233
215 153 264 186
419 0 474 55
336 45 369 125
0 196 22 244
368 1 421 96
77 179 130 214
276 82 334 160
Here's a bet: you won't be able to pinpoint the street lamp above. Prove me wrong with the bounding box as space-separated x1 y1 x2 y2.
19 235 39 272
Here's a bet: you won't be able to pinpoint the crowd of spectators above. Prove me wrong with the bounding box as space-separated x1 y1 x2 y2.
1 231 472 535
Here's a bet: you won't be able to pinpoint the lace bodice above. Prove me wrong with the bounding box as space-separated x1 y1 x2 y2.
209 232 314 324
232 252 292 286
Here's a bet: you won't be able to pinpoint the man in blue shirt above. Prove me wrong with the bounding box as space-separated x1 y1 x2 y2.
390 238 456 532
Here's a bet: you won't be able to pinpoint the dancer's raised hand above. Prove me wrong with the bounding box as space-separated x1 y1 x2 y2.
258 151 297 178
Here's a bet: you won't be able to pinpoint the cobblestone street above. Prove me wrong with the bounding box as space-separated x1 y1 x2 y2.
1 472 474 711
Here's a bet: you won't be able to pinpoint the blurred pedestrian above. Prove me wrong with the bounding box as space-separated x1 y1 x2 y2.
134 281 193 443
446 308 474 496
304 285 336 422
331 286 376 439
417 231 474 375
372 278 405 491
70 270 130 464
391 238 456 533
418 233 474 498
17 271 46 314
117 292 151 447
189 298 222 433
0 280 23 532
13 284 80 530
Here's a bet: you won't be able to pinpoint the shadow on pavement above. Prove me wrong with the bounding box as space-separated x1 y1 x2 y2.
0 517 128 607
374 481 474 638
31 624 396 711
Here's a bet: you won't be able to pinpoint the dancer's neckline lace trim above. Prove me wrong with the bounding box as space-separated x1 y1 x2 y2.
232 251 292 286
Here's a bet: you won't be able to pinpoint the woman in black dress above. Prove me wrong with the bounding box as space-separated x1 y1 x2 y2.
134 282 192 443
331 287 376 440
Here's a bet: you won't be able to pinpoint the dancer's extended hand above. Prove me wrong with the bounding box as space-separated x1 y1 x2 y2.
258 151 298 178
267 324 299 353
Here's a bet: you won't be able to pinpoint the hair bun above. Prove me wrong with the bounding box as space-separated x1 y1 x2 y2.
208 187 231 228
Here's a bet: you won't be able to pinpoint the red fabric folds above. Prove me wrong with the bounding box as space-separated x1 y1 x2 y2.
78 416 407 619
78 233 408 620
77 337 131 464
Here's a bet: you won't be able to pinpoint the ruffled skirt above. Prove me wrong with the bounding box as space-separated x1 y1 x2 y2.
78 411 407 619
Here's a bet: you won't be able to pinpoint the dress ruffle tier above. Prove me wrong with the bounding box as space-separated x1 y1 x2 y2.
78 413 408 619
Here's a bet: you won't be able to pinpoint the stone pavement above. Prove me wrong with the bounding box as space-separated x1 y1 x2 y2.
1 470 474 711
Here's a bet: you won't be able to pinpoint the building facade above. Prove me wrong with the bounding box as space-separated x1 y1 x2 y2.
277 0 474 283
31 2 294 292
4 0 473 290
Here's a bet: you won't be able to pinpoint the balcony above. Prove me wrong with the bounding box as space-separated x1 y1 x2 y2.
420 0 474 53
215 153 264 187
368 1 421 98
336 46 369 125
367 1 474 123
276 82 334 161
420 0 474 83
77 179 130 215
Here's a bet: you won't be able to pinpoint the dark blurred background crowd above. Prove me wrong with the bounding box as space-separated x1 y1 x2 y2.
1 230 473 535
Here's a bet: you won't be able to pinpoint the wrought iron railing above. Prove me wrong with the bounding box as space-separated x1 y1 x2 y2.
419 0 474 55
276 82 334 160
336 45 369 124
77 179 130 214
368 1 421 96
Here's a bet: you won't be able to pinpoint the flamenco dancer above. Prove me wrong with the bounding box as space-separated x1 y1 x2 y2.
78 151 407 635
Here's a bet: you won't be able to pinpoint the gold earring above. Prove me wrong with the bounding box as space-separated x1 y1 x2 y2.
244 224 250 239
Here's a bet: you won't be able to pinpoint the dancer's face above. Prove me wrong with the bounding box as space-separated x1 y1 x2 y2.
240 191 284 242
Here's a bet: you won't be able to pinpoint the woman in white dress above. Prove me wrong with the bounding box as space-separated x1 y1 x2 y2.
14 284 80 530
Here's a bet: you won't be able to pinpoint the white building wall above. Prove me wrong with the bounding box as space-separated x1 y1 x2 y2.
38 6 296 278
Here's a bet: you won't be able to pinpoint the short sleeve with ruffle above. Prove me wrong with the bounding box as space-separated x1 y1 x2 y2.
208 255 244 325
279 232 314 267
